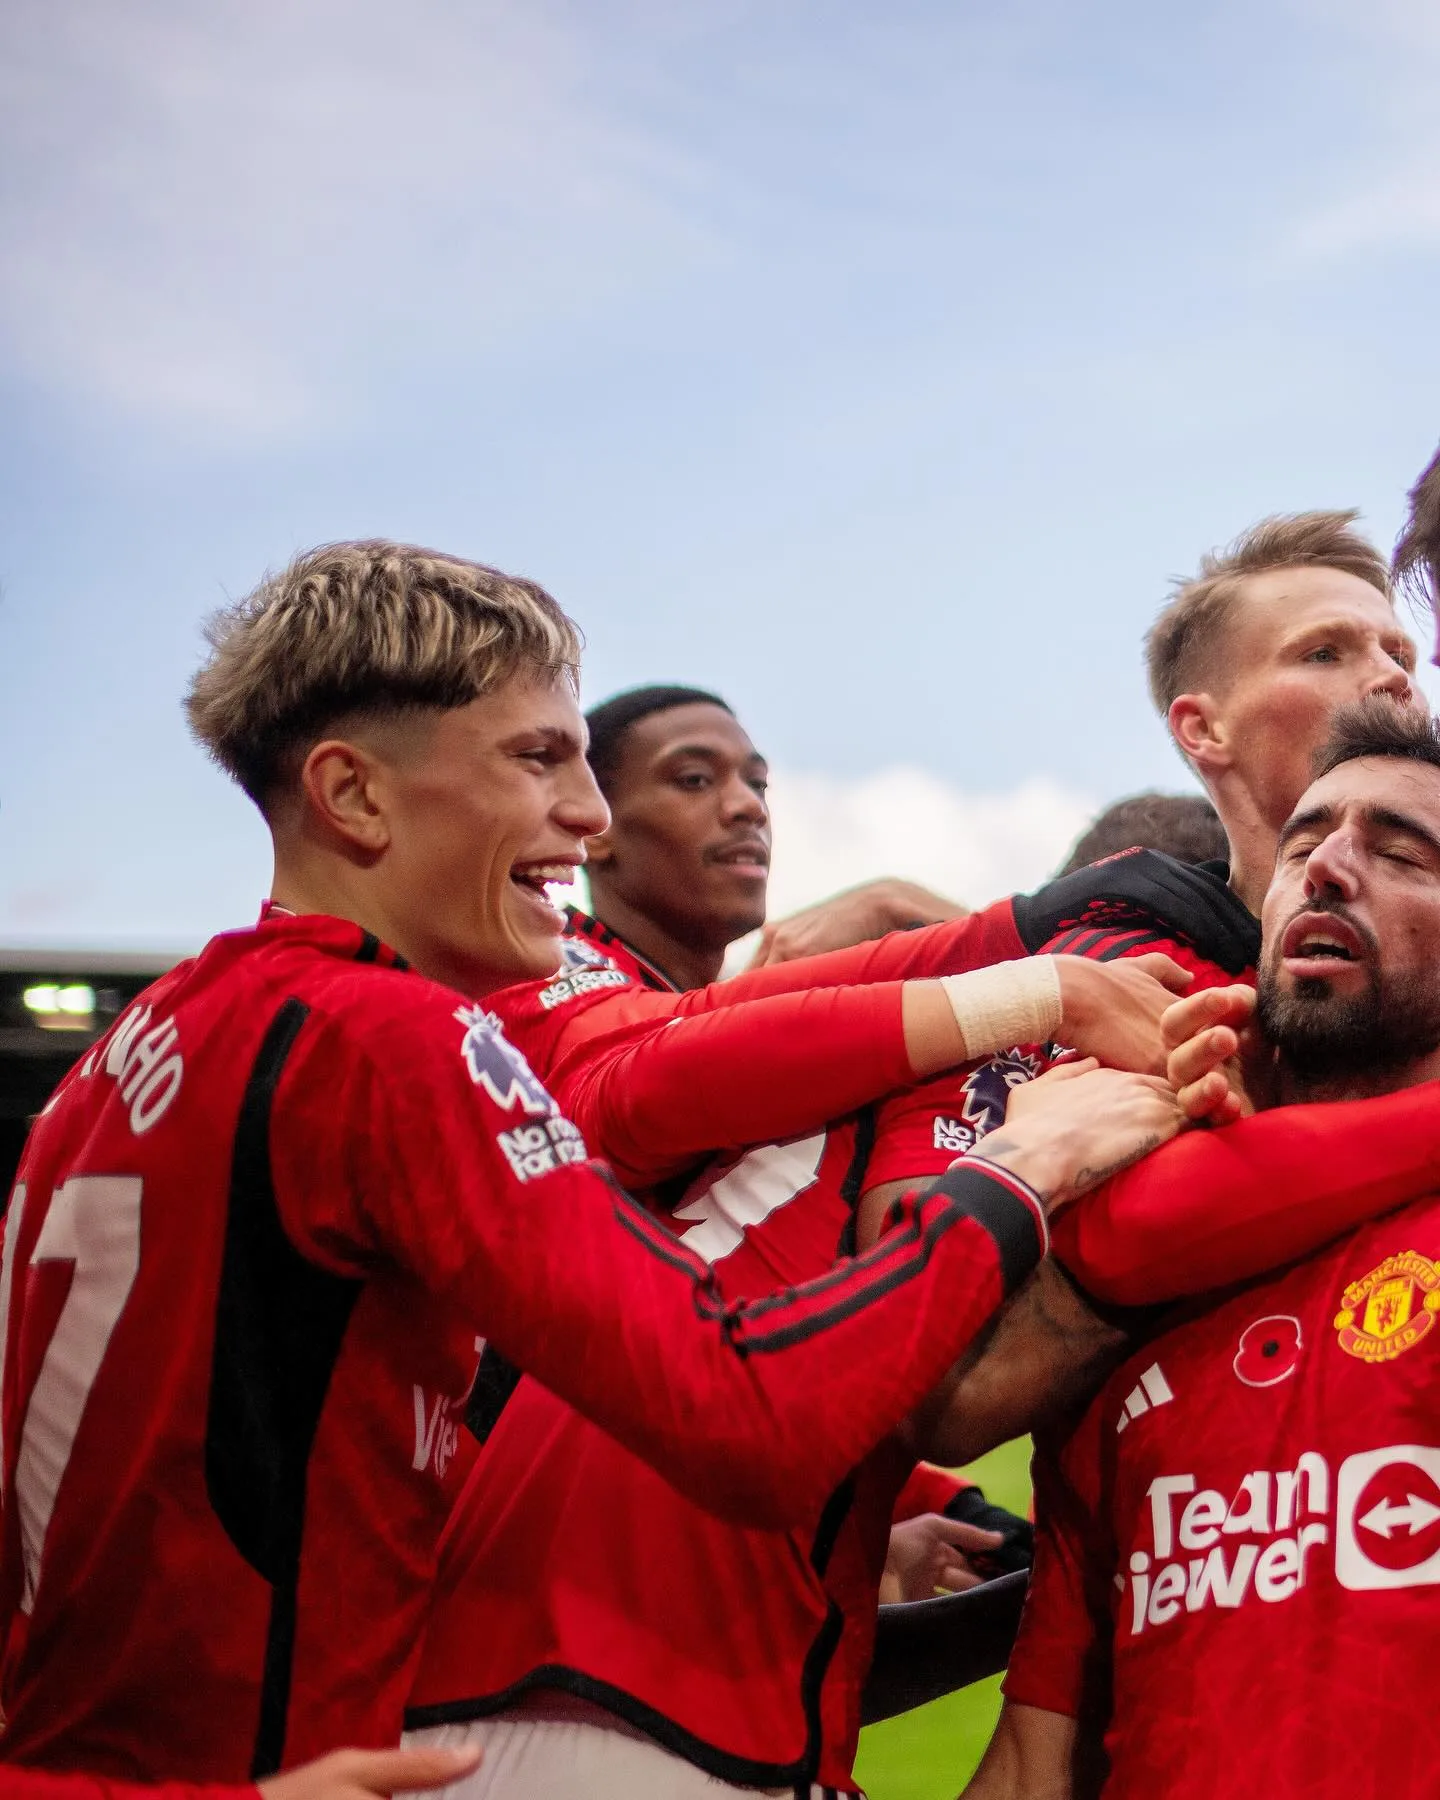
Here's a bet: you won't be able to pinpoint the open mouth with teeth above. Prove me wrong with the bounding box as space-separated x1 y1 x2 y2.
1281 913 1367 974
509 862 575 907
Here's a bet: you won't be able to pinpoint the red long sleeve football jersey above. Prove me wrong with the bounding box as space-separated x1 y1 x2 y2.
1006 1184 1440 1796
1054 1079 1440 1305
0 1780 256 1800
512 856 1257 1191
0 909 1045 1783
409 1063 999 1791
489 902 1025 1187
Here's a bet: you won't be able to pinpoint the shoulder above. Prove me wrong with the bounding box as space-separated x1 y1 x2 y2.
1014 850 1259 977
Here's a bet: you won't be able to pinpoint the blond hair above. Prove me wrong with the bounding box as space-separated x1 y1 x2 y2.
1394 444 1440 617
186 540 582 805
1145 510 1391 717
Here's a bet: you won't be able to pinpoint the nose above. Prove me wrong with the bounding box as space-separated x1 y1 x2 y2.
719 772 769 829
559 761 611 841
1367 648 1414 707
1303 826 1361 903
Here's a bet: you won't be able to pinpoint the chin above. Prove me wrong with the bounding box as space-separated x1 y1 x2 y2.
469 923 565 993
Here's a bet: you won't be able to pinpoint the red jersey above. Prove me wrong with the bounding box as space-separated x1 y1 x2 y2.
0 908 1045 1782
501 854 1258 1190
0 1779 255 1800
1006 1186 1440 1795
411 1063 1005 1791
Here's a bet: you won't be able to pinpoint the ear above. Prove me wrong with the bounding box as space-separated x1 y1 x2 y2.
1168 692 1232 777
299 739 392 856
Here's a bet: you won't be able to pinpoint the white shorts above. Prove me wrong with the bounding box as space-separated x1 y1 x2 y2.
403 1693 861 1799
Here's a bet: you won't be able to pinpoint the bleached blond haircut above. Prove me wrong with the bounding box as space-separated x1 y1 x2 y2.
1145 511 1391 718
186 540 582 807
1393 443 1440 618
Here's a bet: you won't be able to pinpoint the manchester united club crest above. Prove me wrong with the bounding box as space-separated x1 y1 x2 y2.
1334 1251 1440 1363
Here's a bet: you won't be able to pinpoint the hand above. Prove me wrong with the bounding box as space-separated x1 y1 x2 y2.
974 1059 1185 1211
1055 953 1193 1074
1162 985 1261 1123
747 879 967 967
259 1745 481 1800
880 1512 1004 1604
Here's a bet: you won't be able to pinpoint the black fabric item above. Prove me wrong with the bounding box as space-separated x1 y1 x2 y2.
860 1572 1030 1724
1011 850 1259 975
943 1484 1034 1578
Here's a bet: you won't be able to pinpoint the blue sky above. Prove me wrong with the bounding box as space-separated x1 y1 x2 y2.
3 0 1439 947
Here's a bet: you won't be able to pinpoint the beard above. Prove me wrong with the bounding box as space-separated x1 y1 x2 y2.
1258 903 1440 1090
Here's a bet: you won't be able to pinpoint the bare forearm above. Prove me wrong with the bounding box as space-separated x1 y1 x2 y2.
962 1704 1078 1800
911 1259 1126 1467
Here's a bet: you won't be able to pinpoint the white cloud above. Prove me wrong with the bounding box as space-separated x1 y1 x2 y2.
560 763 1095 963
760 765 1095 916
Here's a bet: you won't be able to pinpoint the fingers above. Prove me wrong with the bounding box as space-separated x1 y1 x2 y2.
1167 1024 1239 1093
1178 1069 1246 1126
1160 985 1255 1053
1029 1057 1099 1083
922 1514 1005 1553
336 1746 481 1796
1129 953 1195 996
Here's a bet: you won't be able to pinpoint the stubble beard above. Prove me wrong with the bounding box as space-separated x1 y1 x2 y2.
1257 959 1440 1101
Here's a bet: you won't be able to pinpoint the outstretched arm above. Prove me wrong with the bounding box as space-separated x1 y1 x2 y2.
556 955 1190 1186
961 1704 1079 1800
1053 1081 1440 1307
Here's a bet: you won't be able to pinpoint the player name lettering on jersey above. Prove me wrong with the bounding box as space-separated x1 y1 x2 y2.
1127 1442 1440 1634
496 1114 587 1182
78 1003 185 1135
538 967 630 1009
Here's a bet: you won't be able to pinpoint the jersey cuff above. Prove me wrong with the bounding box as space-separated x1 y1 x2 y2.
924 1157 1048 1292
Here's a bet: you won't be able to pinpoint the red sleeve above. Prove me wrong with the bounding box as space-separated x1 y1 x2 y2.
277 988 1049 1530
488 901 1024 1188
561 982 913 1186
711 896 1025 993
1002 1426 1110 1720
0 1780 257 1800
1053 1080 1440 1307
892 1460 971 1521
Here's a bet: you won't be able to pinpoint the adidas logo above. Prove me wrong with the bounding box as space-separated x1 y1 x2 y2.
1115 1362 1174 1433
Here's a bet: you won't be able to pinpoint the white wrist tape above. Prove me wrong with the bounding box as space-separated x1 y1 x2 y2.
939 956 1064 1060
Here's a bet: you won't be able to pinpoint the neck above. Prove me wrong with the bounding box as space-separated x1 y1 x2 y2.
1277 1044 1440 1108
1209 775 1279 918
270 853 496 998
585 888 727 992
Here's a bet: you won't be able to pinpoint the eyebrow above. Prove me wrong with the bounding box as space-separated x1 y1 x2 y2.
501 724 583 755
1365 805 1440 860
659 742 769 770
1277 803 1334 853
1277 799 1440 860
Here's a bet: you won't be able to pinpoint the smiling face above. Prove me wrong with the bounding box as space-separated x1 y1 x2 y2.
1259 755 1440 1091
586 701 772 953
354 670 610 994
1191 568 1419 831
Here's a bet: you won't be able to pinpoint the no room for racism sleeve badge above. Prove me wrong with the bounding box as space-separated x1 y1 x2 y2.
1334 1251 1440 1364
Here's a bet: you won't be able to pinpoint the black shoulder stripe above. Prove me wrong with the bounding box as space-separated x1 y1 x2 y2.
1093 927 1164 961
205 997 364 1777
465 1344 525 1443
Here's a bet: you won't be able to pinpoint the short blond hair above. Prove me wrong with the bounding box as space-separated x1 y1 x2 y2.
187 540 582 804
1394 443 1440 617
1145 510 1391 717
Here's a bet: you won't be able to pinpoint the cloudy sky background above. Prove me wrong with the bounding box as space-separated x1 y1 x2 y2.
3 0 1439 949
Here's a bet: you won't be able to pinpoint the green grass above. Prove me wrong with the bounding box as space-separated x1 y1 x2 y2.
854 1438 1032 1800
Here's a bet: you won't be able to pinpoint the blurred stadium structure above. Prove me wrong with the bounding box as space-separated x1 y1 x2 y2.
0 949 180 1193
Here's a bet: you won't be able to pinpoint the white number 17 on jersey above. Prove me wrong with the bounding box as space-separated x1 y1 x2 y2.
0 1176 143 1612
